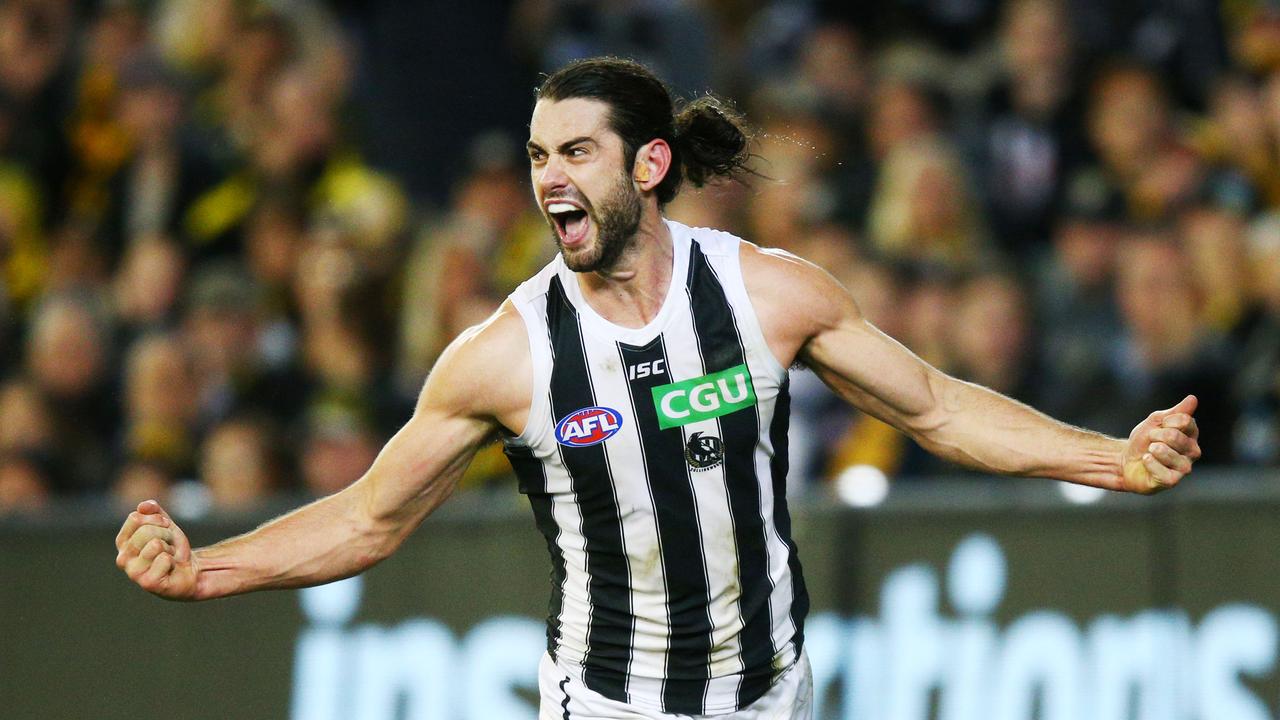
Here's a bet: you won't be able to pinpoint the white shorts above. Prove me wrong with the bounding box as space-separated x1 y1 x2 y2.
537 651 813 720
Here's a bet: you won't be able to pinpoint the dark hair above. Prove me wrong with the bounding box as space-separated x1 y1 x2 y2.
536 57 755 205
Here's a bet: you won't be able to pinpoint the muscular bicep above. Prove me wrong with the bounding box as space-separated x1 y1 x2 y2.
357 397 493 528
354 303 530 530
800 309 946 437
743 242 944 436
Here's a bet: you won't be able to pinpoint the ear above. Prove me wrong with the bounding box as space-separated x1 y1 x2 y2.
633 139 672 193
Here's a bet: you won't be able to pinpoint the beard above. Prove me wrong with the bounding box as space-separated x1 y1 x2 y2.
550 172 642 273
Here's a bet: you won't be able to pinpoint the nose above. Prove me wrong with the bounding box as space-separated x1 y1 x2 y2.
536 154 570 197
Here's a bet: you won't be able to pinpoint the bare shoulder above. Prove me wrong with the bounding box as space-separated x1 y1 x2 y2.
738 240 858 366
420 300 532 435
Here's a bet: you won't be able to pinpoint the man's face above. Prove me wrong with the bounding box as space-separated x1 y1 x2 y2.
527 98 642 273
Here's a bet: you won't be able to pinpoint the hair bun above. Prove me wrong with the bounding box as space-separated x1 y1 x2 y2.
674 96 753 189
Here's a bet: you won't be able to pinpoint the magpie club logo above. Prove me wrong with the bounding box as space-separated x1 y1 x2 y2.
684 431 724 471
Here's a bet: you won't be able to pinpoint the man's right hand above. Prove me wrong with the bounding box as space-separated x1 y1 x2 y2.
115 500 199 600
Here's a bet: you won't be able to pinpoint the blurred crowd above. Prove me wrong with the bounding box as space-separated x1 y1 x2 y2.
0 0 1276 516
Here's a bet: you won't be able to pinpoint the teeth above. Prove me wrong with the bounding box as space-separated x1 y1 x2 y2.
547 202 578 214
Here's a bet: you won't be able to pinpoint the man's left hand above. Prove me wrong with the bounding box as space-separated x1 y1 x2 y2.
1121 395 1202 494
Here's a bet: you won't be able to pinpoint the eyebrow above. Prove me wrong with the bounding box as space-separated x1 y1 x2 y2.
525 136 596 155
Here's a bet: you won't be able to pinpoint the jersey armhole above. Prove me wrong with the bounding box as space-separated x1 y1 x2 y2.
503 295 553 449
726 239 788 383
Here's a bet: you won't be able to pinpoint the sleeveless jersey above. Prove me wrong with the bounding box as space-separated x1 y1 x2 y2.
502 219 809 715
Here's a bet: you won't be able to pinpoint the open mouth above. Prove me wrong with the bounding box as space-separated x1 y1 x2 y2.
547 201 591 247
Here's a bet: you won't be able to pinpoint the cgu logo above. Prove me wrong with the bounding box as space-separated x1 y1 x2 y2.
651 363 757 429
554 406 623 447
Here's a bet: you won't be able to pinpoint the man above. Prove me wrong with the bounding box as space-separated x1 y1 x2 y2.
116 58 1201 719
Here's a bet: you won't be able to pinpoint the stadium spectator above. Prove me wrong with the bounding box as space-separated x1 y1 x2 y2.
0 0 1270 511
298 312 398 433
867 137 992 270
63 6 152 255
243 196 304 303
745 115 837 253
111 459 175 511
1261 68 1280 152
0 378 64 509
1197 74 1278 208
121 332 199 477
972 0 1085 260
1098 230 1237 462
179 15 395 266
299 405 380 497
198 415 281 511
1032 180 1126 425
291 240 354 327
182 262 302 431
23 291 116 494
399 136 551 379
511 0 716 96
795 23 873 134
747 25 874 231
950 271 1036 400
791 222 860 281
41 221 110 294
0 0 74 222
0 450 51 514
866 78 943 162
1081 63 1202 222
1234 213 1280 465
96 53 215 267
1178 202 1253 339
112 234 186 337
0 157 45 313
242 195 305 372
0 376 54 457
187 4 296 167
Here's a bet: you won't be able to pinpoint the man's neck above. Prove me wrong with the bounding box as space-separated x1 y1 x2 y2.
576 211 674 329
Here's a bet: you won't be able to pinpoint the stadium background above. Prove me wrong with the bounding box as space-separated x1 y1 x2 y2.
1 0 1278 718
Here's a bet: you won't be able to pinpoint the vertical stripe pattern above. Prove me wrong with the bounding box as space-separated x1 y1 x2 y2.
507 443 566 659
687 243 780 705
769 377 808 652
618 337 713 712
546 276 634 701
503 220 807 715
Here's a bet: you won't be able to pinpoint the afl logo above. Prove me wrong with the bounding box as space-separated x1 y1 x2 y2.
555 406 624 447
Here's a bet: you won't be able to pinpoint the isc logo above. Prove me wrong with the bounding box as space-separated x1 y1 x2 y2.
628 359 665 380
554 406 624 447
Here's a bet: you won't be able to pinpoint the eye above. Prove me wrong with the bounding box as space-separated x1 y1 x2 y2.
528 148 546 163
568 146 588 158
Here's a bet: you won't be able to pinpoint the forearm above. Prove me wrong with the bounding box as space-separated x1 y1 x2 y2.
780 265 1180 494
116 318 515 602
188 415 473 600
190 485 393 600
911 374 1126 489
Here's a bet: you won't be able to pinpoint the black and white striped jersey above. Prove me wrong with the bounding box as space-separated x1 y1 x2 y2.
502 219 809 715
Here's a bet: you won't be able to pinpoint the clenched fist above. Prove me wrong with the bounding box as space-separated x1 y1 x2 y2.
115 500 200 600
1120 395 1203 494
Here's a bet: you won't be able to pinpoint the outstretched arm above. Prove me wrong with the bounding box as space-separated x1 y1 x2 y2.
743 245 1202 493
115 304 531 600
